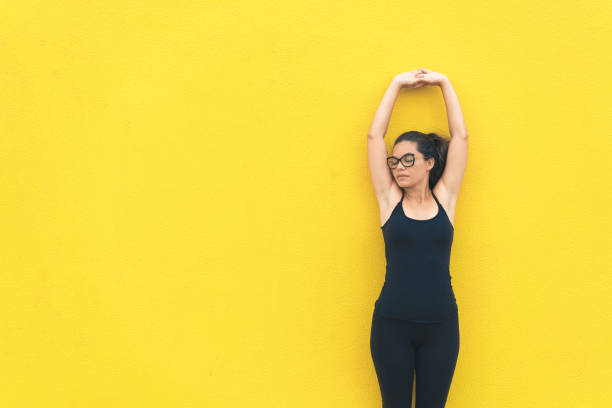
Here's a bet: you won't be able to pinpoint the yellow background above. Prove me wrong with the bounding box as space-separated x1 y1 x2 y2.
2 1 611 407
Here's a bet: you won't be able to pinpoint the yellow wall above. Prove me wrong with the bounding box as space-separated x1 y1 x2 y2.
2 1 611 406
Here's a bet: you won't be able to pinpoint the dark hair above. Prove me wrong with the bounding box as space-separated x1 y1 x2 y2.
392 130 449 189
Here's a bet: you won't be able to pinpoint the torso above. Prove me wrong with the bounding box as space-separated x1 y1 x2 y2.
374 182 458 322
379 182 455 228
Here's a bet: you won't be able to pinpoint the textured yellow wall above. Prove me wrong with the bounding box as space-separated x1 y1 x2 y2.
2 1 611 407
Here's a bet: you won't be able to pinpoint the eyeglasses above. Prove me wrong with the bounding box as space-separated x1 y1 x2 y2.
387 153 418 169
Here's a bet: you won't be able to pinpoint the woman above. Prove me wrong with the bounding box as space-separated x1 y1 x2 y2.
367 68 469 408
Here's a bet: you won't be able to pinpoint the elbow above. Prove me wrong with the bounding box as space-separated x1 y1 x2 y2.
452 131 468 140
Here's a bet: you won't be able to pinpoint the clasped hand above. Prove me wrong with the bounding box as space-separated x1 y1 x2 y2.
393 68 448 88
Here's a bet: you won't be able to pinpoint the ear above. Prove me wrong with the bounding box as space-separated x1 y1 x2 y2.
427 157 435 171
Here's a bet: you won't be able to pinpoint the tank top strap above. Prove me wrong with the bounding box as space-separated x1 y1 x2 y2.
397 188 405 208
431 190 441 208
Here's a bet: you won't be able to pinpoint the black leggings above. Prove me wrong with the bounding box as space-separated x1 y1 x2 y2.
370 311 460 408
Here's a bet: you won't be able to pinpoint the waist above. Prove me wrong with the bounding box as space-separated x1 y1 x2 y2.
383 269 454 285
374 282 458 321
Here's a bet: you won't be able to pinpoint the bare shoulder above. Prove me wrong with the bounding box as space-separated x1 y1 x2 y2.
433 180 458 227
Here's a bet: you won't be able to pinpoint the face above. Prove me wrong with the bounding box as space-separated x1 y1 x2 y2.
389 141 433 186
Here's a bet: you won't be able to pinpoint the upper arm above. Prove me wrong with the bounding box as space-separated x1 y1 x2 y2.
367 135 394 205
439 133 468 201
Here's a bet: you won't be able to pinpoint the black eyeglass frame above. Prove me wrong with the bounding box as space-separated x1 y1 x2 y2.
387 153 418 169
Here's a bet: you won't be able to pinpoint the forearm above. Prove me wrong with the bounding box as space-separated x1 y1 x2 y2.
367 78 402 138
439 78 468 138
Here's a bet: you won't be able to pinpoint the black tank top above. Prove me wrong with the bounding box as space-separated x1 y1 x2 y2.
374 188 459 322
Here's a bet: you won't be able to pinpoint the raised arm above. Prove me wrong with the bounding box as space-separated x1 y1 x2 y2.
367 71 425 204
437 75 469 199
414 69 469 200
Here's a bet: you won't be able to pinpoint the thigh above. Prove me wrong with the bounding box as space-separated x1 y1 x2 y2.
370 311 417 408
414 314 460 408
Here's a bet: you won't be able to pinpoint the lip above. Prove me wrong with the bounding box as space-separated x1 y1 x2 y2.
398 175 409 178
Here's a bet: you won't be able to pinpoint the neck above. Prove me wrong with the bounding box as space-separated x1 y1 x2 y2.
402 187 433 205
